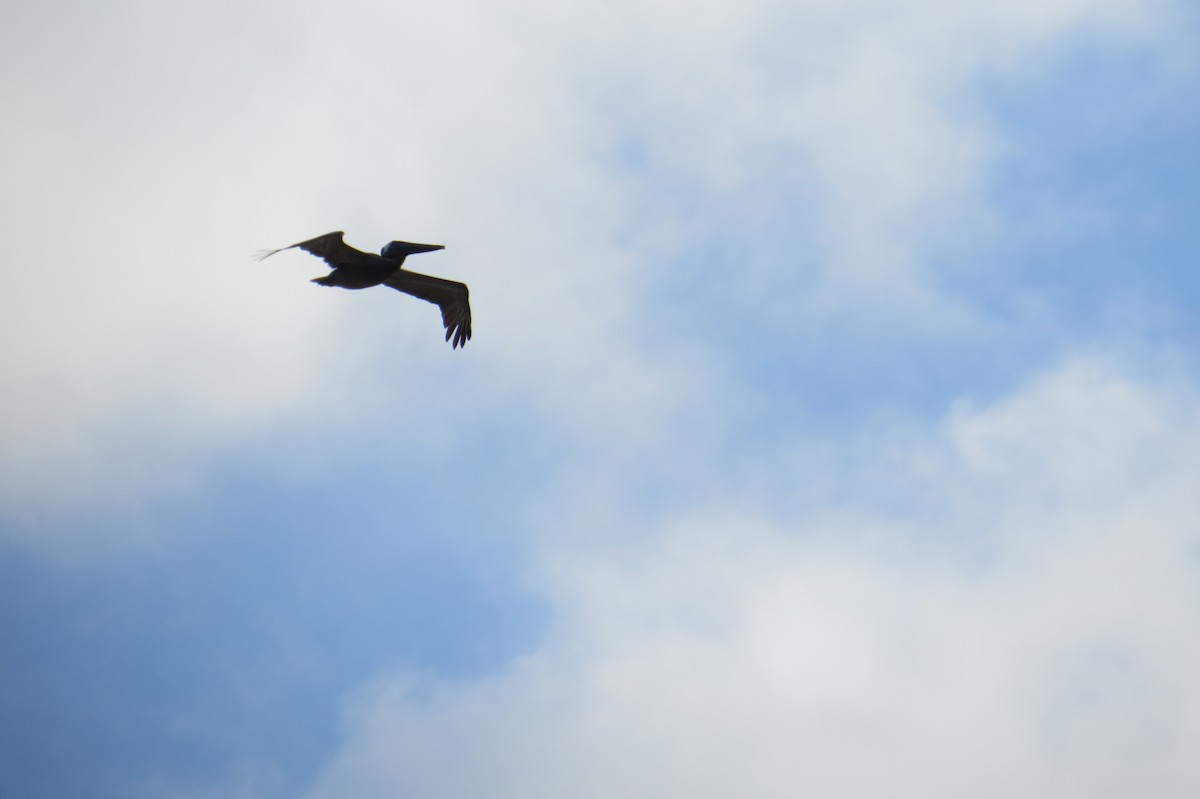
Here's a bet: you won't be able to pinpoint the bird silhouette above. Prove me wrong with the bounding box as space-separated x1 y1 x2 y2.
257 231 471 349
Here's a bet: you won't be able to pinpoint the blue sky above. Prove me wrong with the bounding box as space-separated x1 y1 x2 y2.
3 0 1200 797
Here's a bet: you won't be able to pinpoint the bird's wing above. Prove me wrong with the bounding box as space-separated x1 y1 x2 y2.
383 270 473 349
255 231 374 269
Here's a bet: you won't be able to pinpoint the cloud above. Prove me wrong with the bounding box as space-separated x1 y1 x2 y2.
0 0 1186 556
301 357 1200 798
2 0 1197 797
0 0 682 550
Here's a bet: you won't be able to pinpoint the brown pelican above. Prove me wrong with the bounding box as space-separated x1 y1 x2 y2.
257 231 471 349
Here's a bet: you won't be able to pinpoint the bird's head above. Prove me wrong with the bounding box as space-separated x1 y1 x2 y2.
381 240 445 259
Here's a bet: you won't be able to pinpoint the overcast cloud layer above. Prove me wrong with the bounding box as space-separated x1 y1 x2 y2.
2 0 1199 796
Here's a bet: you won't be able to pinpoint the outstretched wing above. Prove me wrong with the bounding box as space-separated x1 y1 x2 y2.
255 231 375 270
383 270 472 349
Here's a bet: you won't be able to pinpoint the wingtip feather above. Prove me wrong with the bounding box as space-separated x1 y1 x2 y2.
253 246 292 261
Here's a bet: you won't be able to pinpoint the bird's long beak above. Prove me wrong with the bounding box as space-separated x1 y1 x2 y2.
388 241 445 255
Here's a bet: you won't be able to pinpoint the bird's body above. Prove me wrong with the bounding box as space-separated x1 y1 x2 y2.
310 254 398 289
257 231 472 348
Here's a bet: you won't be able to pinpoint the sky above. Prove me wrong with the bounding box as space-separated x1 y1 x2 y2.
2 0 1199 796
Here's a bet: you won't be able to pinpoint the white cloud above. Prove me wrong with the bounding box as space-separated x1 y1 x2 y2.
3 0 1197 793
302 357 1200 798
0 0 1186 557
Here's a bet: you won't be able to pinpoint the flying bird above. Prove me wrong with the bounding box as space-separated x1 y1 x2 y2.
257 231 472 349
